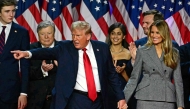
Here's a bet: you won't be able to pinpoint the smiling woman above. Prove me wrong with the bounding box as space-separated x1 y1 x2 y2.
106 22 132 87
106 22 133 109
124 20 184 109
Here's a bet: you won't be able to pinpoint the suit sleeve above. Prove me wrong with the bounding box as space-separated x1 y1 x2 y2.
29 60 44 80
125 59 133 77
20 29 30 94
179 44 190 78
30 45 61 60
173 51 184 107
124 48 143 102
172 40 179 50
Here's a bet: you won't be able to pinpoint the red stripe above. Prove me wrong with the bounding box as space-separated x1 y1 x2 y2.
75 2 81 15
169 29 175 41
110 1 134 43
62 6 73 29
96 17 109 37
172 12 190 44
78 16 97 40
16 15 37 43
28 3 42 24
53 17 65 40
138 13 144 40
41 0 48 11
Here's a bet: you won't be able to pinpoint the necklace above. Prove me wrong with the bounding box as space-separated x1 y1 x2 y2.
110 46 124 53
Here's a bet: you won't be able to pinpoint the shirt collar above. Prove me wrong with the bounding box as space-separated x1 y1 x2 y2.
84 41 92 51
41 42 55 48
0 22 12 29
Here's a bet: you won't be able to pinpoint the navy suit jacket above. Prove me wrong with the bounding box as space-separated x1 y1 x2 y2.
135 37 179 49
30 40 125 109
0 22 30 103
179 42 190 109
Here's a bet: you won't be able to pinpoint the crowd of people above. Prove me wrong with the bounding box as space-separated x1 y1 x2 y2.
0 0 189 109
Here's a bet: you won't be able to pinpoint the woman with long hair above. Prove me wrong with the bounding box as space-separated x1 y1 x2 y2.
124 20 184 109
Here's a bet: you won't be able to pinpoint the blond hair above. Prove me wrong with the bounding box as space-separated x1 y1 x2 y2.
70 21 92 35
146 20 178 69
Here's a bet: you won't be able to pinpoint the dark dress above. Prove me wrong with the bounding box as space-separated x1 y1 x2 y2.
107 59 132 109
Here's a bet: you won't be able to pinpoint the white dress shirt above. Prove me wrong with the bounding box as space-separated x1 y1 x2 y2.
0 22 12 43
41 42 55 77
74 42 101 92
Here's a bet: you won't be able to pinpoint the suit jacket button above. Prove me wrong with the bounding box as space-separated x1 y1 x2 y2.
164 70 166 72
153 69 155 71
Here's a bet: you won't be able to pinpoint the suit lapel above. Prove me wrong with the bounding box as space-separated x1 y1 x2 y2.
146 46 164 76
91 41 102 79
0 22 20 60
3 22 18 53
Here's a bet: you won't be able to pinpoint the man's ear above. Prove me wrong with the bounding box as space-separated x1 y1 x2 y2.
86 33 91 40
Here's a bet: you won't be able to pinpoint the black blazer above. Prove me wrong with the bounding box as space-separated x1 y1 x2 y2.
27 41 58 109
0 22 30 103
179 42 190 109
29 40 125 109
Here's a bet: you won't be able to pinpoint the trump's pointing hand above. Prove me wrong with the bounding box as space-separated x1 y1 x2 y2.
11 50 29 60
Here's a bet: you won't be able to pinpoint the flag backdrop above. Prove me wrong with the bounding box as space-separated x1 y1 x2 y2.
14 0 190 45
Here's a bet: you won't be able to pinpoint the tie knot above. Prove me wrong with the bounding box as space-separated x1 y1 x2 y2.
82 48 87 52
2 26 6 29
2 26 6 31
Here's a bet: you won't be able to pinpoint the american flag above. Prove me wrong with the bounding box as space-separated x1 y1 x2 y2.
15 0 190 45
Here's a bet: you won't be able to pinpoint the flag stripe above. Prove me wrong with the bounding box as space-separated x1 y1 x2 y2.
14 0 190 46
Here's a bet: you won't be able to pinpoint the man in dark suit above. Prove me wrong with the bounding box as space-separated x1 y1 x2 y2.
0 0 30 109
179 42 190 109
11 21 127 109
26 21 58 109
134 9 179 49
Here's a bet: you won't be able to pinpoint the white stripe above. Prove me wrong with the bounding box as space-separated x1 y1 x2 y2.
41 9 63 41
60 13 72 40
13 18 18 24
142 2 149 13
110 14 117 24
22 9 39 40
115 0 137 41
179 8 190 31
103 12 112 27
72 7 79 21
137 2 149 40
35 1 40 12
67 3 73 17
80 1 106 42
137 25 145 40
165 17 184 45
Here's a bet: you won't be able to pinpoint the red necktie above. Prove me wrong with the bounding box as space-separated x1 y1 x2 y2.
0 26 6 54
82 48 97 101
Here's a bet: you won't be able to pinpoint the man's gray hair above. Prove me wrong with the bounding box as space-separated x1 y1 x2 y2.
37 21 55 33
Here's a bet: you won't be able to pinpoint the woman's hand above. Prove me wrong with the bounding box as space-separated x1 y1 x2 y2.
115 63 126 73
